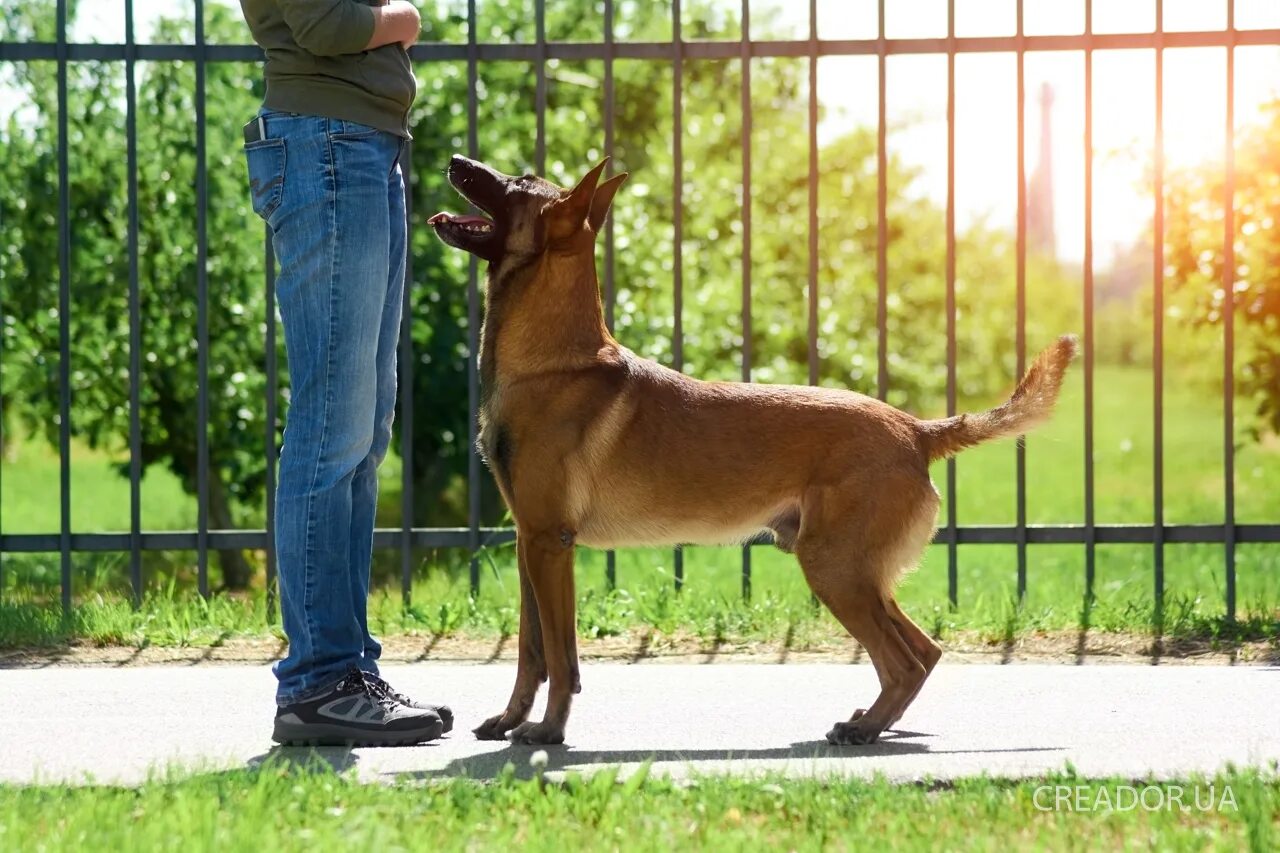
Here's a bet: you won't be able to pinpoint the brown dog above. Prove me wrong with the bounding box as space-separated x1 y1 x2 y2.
430 155 1077 746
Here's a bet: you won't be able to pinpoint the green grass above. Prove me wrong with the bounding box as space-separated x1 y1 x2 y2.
956 360 1280 527
0 430 195 534
2 365 1278 649
1 762 1275 852
2 538 1277 651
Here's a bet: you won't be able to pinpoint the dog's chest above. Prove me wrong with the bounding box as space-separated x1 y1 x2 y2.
477 399 503 465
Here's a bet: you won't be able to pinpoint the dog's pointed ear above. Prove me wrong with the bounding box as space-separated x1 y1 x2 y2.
559 158 610 224
588 172 628 232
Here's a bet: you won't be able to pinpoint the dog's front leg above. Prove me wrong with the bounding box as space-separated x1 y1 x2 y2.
509 525 578 745
474 545 548 740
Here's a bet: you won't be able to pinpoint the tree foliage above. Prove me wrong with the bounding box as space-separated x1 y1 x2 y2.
1165 101 1280 438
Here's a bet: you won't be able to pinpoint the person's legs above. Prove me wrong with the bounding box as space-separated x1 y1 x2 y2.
252 113 403 705
350 144 408 676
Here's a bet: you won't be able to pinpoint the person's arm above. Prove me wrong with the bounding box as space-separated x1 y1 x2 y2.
276 0 419 57
366 2 421 50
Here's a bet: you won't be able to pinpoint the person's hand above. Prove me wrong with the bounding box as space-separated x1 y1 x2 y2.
366 1 420 52
396 1 421 50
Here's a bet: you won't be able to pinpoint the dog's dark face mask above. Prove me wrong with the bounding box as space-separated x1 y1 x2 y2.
430 155 627 265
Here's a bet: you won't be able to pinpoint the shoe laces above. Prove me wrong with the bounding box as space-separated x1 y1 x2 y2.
364 673 411 707
340 667 400 712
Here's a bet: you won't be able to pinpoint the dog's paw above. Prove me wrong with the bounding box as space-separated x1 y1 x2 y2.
510 720 565 745
826 716 881 746
473 713 517 741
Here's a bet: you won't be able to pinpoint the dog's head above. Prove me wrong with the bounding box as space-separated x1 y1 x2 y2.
429 155 628 264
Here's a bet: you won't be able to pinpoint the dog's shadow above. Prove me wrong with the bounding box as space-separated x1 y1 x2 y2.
241 731 1066 783
389 730 1064 781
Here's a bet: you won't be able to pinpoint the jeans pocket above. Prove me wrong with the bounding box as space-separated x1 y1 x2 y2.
244 138 286 221
330 118 381 140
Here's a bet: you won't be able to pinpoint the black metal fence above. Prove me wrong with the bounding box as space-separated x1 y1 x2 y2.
2 0 1279 619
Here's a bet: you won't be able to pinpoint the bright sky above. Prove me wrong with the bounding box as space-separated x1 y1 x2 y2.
793 0 1280 263
13 0 1280 265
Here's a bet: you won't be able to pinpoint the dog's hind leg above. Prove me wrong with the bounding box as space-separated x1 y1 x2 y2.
795 480 936 744
883 597 942 725
801 566 926 745
473 551 548 740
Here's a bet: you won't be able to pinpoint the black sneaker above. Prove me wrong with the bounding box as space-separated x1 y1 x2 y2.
272 667 444 747
364 673 454 733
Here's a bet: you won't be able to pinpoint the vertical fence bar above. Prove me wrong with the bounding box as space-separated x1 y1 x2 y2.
807 0 818 389
672 0 685 593
400 141 415 606
1014 0 1028 604
1083 0 1096 601
876 0 888 403
945 0 958 607
56 0 71 614
603 3 615 329
604 0 617 592
1223 1 1237 622
265 229 278 620
739 0 752 602
467 0 481 596
195 0 211 600
535 0 546 174
0 301 3 598
1153 0 1165 610
0 138 3 599
807 0 819 608
126 0 142 608
0 282 3 598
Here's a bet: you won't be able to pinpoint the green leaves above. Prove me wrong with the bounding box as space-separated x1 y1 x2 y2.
1165 99 1280 441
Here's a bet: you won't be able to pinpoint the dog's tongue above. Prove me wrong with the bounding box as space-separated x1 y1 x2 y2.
428 212 491 226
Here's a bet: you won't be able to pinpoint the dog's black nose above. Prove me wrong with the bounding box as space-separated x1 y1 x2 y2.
448 155 481 184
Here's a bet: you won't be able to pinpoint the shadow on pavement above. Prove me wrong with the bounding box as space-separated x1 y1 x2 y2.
385 733 1065 781
246 745 362 774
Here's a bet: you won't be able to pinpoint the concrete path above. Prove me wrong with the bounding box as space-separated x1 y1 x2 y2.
2 662 1277 785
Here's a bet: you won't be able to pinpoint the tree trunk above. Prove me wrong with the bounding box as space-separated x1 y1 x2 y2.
208 472 255 590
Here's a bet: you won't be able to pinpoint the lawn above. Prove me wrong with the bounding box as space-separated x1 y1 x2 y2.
2 364 1278 648
0 762 1274 853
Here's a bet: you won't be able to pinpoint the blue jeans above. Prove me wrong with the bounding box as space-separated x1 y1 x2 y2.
243 110 406 705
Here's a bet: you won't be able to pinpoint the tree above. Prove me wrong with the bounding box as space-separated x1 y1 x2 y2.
1165 100 1280 439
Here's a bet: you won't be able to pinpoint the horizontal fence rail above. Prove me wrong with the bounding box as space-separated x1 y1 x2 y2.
0 0 1273 622
6 28 1280 62
3 525 1280 553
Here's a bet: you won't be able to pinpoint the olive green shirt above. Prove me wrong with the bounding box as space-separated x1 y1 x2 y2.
239 0 417 137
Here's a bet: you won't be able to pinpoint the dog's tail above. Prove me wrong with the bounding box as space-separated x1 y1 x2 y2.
918 335 1078 463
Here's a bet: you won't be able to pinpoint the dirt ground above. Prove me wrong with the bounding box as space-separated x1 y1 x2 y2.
2 629 1275 668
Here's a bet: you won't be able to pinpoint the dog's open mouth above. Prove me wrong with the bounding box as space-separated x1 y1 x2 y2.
427 212 495 235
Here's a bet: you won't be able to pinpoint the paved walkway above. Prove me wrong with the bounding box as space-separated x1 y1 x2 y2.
3 662 1277 785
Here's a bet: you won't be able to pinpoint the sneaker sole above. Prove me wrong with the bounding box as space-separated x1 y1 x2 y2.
272 718 444 747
